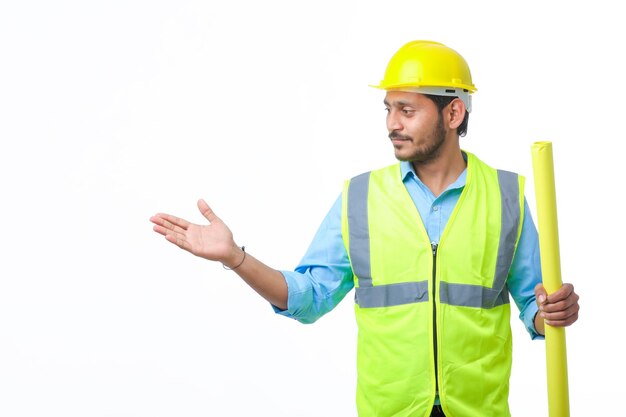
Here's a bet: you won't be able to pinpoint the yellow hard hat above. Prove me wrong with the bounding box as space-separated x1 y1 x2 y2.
371 40 477 111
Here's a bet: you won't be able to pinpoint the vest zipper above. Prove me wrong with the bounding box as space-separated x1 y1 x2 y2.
431 242 439 397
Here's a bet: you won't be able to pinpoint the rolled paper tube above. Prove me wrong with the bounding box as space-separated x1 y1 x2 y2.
531 141 570 417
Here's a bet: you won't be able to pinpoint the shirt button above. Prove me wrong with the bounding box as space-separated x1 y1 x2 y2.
433 205 439 211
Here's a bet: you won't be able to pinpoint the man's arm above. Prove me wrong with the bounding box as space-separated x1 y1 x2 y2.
150 199 288 310
508 199 580 338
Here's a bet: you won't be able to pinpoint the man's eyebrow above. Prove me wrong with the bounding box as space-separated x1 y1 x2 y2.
383 99 414 107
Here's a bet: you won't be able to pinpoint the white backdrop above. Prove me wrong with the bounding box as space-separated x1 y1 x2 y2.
1 1 622 416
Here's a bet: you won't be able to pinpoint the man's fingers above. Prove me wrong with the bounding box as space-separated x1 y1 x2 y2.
152 224 186 241
536 283 577 308
542 305 579 327
164 234 192 251
538 282 580 327
542 291 580 314
546 283 574 304
198 199 218 223
152 224 167 237
154 225 189 250
151 214 189 232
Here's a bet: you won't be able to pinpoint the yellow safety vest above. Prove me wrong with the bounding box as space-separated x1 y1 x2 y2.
341 152 525 417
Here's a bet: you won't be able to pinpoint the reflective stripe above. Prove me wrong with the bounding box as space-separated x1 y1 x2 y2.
348 172 372 286
440 170 519 309
356 281 429 308
494 170 520 293
439 282 509 308
439 170 520 308
347 168 520 309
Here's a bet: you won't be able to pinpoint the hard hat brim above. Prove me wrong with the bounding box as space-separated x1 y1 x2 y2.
369 82 477 93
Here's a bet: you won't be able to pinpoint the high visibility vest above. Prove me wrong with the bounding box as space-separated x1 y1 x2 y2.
341 152 525 417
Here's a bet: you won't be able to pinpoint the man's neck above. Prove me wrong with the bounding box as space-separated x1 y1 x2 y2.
412 147 466 198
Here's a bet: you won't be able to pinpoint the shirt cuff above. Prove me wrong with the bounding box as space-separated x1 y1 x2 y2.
523 302 545 340
270 270 315 324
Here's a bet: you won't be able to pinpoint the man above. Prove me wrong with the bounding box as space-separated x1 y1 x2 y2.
150 40 580 417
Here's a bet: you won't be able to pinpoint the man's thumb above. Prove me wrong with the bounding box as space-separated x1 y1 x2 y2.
197 199 217 222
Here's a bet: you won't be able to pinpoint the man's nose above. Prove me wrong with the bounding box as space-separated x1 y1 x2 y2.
386 111 402 132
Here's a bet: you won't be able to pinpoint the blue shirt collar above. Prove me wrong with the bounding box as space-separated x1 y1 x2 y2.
399 153 468 193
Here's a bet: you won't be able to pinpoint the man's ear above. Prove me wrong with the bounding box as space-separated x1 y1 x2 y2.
446 98 466 130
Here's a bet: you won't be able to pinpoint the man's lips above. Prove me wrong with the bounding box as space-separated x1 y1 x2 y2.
389 133 412 142
389 133 412 143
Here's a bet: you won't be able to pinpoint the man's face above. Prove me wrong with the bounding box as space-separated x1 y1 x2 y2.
384 91 446 163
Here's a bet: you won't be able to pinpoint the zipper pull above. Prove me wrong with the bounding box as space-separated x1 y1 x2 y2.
431 242 438 256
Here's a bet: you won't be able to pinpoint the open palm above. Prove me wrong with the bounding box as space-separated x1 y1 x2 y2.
150 199 235 262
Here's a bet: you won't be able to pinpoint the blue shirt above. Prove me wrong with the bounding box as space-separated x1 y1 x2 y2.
275 160 543 340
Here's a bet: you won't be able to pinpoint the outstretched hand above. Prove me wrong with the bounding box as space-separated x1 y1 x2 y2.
150 199 236 263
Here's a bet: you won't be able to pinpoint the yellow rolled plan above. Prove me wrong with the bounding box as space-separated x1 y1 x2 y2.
531 141 570 417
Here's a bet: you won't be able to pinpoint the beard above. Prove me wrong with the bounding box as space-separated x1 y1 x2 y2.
389 113 446 163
